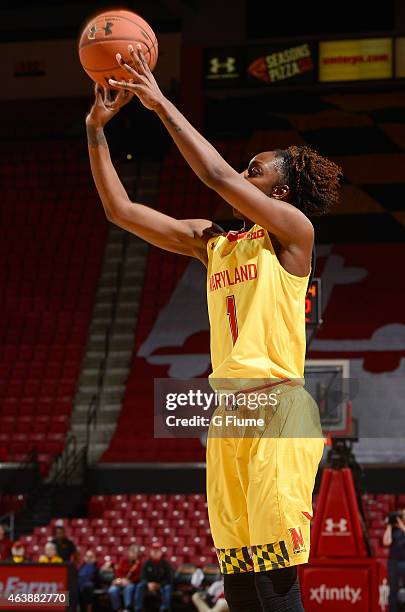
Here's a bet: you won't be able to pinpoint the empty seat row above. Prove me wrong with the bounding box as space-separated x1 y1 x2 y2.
0 140 107 472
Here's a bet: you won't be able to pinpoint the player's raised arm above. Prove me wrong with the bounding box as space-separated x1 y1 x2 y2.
109 46 339 256
85 84 219 264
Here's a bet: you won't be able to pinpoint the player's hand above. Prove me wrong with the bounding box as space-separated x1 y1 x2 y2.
86 83 134 128
108 44 165 111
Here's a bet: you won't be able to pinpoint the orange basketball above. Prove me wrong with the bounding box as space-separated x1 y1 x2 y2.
78 9 158 86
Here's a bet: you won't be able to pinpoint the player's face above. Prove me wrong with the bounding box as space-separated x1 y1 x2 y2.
245 151 289 196
233 151 290 222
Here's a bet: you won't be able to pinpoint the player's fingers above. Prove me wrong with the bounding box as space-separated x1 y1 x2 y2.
115 52 127 68
104 88 113 105
108 79 129 91
116 53 140 79
128 44 145 74
94 83 105 105
136 44 150 74
128 44 137 65
136 44 147 67
111 88 133 107
108 79 140 95
109 80 144 100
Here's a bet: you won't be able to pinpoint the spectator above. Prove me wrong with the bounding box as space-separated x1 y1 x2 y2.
134 542 173 612
0 525 12 561
78 549 99 612
39 541 63 563
108 544 141 612
7 541 29 563
192 579 228 612
383 509 405 611
52 524 77 563
99 555 115 588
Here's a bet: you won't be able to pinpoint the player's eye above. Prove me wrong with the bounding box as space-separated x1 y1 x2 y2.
248 165 261 177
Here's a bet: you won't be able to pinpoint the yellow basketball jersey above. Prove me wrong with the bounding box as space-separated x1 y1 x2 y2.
206 224 309 388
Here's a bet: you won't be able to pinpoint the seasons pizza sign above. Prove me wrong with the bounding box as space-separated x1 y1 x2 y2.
204 42 317 88
247 43 316 85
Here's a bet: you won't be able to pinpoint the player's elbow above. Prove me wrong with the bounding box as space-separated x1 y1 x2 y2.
203 167 234 190
104 198 130 225
104 208 115 223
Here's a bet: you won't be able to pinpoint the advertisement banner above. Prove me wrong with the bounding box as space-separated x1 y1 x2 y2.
203 47 245 88
395 37 405 78
247 42 317 86
319 38 392 82
0 564 72 611
204 42 316 88
301 565 372 610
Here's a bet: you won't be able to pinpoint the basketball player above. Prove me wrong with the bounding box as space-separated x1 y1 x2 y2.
86 45 342 612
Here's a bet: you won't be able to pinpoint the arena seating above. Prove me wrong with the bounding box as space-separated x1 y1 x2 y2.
20 493 217 567
18 491 405 571
0 140 107 473
362 493 397 560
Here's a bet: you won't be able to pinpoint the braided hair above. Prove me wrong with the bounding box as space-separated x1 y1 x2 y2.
275 145 342 216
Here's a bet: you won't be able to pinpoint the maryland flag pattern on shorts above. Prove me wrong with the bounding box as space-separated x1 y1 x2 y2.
216 547 254 574
251 541 290 572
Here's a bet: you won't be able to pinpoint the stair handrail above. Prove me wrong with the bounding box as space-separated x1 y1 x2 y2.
85 228 129 455
51 433 83 485
85 157 142 459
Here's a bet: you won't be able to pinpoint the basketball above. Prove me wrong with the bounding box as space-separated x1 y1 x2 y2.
78 9 158 86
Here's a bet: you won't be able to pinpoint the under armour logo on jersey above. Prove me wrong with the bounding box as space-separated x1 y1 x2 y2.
209 57 236 75
324 518 348 534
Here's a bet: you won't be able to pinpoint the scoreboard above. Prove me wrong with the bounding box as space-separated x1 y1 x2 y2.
306 278 322 327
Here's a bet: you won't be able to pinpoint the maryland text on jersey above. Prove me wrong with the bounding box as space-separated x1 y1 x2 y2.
208 263 257 292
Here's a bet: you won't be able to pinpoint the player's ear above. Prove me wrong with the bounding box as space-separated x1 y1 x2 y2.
271 184 290 200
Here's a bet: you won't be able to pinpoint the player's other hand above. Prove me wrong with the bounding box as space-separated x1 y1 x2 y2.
86 83 134 128
108 44 165 111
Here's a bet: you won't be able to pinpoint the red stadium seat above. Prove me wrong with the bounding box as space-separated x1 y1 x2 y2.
0 142 107 471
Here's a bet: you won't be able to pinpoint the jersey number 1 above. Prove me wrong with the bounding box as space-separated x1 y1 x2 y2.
226 295 238 345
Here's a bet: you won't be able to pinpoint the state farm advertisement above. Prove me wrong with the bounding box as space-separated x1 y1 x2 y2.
0 564 72 610
301 566 372 610
319 38 392 82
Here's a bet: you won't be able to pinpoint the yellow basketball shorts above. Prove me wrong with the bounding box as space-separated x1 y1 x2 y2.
206 383 324 574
